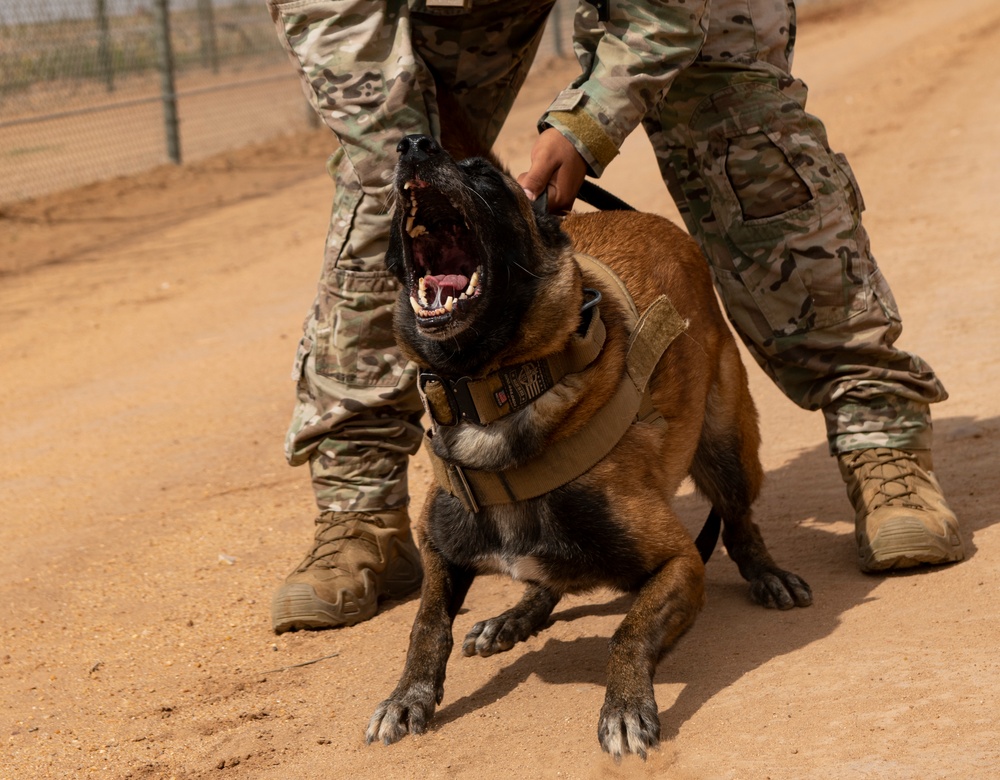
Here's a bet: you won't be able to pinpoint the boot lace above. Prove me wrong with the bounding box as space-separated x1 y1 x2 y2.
294 512 385 573
844 448 929 512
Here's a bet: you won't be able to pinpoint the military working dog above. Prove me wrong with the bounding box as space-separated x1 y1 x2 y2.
365 134 812 759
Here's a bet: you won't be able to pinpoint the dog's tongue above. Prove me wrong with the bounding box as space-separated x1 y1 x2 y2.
426 274 468 296
423 273 469 310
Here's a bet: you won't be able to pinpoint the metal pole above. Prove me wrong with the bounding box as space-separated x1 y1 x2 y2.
152 0 181 164
550 1 564 59
197 0 219 73
95 0 115 92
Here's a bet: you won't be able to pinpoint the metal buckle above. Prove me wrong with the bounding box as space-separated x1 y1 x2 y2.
418 371 457 425
418 371 482 426
449 464 480 514
581 287 602 314
577 287 602 336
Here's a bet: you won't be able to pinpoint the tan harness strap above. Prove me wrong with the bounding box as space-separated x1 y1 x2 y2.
426 289 688 513
574 252 663 422
575 253 639 325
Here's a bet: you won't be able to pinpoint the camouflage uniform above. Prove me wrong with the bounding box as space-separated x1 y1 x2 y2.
268 0 955 589
544 0 947 455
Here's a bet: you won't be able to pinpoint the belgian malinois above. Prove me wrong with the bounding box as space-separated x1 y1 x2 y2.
365 134 812 759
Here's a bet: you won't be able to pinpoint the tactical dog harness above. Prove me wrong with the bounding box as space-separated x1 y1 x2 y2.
419 253 688 515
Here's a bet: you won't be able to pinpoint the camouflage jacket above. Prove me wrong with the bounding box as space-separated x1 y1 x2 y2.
540 1 708 176
418 0 710 177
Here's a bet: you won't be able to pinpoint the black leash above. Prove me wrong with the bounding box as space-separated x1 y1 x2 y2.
577 179 636 212
536 179 636 214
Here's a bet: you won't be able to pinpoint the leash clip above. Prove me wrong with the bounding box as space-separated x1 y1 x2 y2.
449 463 480 514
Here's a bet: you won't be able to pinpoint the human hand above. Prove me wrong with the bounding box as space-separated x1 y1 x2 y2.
517 128 587 214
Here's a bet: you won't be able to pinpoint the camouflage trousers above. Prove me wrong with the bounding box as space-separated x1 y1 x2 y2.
638 0 947 455
269 0 556 511
270 0 946 512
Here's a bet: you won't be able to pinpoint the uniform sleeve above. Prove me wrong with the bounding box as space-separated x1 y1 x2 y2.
540 0 709 177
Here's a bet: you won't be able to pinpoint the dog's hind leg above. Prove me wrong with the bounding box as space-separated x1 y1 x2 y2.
367 542 475 745
599 549 704 760
462 582 560 658
690 354 812 609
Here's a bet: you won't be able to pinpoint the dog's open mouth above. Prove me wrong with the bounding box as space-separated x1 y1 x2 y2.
403 178 483 328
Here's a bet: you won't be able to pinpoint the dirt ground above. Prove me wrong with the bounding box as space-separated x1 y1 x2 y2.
2 0 999 778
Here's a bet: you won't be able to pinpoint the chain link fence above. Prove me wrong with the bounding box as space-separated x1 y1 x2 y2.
0 0 325 203
0 0 576 205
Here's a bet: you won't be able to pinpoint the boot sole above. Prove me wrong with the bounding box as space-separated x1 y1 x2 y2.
860 517 965 573
271 582 377 633
271 547 423 633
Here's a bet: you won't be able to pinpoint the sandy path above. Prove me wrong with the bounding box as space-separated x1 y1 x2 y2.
2 1 999 777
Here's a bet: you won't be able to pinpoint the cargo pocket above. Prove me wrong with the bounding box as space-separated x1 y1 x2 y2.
870 267 902 326
694 84 870 336
832 151 866 220
268 0 390 116
313 269 407 388
724 130 812 220
291 335 313 382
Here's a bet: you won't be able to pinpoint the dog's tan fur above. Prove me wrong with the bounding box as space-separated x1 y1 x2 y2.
367 139 811 759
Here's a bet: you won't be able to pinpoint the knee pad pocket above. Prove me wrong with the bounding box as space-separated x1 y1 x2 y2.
312 269 408 388
724 130 812 220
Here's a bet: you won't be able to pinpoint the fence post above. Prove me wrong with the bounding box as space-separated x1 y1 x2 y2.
549 1 564 59
95 0 115 92
152 0 181 164
197 0 220 73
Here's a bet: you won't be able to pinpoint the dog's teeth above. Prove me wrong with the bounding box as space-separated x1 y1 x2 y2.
405 212 427 238
403 182 411 190
459 292 468 301
466 271 479 296
444 296 454 313
409 296 420 313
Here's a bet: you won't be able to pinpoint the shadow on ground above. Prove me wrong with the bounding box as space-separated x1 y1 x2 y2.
425 414 997 738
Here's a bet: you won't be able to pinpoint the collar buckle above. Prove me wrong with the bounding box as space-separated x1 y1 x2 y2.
418 371 482 426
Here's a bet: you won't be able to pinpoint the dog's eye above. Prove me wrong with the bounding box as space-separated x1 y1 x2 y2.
460 159 504 183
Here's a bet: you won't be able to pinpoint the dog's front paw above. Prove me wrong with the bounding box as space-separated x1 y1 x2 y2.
749 568 813 610
597 693 660 761
365 683 438 746
461 614 534 657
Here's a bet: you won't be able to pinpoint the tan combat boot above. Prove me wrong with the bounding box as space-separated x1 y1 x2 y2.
271 509 422 633
838 447 964 573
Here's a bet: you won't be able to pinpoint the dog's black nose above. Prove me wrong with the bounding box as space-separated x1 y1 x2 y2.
397 134 440 162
